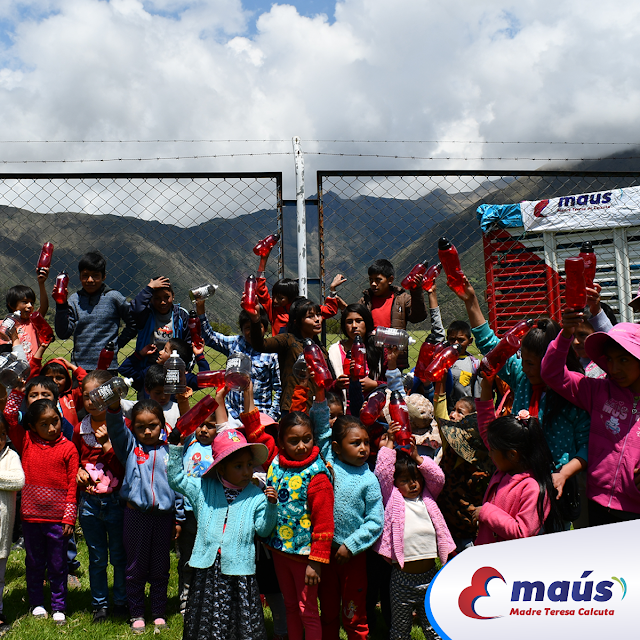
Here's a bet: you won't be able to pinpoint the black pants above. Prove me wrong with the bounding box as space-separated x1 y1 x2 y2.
588 499 640 527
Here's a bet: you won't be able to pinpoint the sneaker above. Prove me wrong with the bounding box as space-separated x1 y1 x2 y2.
92 607 108 624
52 611 66 625
31 606 48 619
131 618 146 635
68 575 82 589
111 604 130 619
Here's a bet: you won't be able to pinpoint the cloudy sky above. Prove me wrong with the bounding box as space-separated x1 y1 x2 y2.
1 0 639 196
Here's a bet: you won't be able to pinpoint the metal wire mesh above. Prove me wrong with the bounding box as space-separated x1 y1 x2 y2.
0 173 283 366
316 171 640 337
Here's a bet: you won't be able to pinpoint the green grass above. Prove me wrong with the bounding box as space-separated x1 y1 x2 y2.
2 536 430 639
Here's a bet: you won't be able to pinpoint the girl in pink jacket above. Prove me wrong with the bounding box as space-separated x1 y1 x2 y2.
374 425 455 640
474 374 559 543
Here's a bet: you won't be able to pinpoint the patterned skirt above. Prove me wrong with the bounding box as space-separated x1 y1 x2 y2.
183 554 267 640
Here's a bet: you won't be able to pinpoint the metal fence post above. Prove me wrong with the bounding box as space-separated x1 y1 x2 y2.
293 136 307 297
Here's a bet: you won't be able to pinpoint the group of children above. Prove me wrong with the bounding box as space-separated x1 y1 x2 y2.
0 245 638 640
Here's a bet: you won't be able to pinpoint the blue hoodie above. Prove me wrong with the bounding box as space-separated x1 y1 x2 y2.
106 408 177 513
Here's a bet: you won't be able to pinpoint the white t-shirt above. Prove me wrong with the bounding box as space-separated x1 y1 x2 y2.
403 496 438 561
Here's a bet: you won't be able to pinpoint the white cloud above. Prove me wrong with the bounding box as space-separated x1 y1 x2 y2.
0 0 639 202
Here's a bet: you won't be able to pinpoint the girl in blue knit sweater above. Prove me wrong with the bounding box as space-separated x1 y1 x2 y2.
167 425 277 640
311 385 384 640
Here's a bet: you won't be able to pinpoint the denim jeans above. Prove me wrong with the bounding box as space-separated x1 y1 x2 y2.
78 492 127 609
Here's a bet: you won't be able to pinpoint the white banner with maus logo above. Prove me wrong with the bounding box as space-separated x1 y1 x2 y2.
521 185 640 232
426 521 639 640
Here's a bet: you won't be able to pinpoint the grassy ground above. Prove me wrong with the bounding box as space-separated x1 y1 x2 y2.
2 536 430 639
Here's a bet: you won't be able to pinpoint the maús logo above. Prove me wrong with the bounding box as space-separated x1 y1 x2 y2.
425 522 638 640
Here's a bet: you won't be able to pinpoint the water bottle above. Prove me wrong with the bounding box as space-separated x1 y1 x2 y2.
225 353 252 391
479 334 522 378
0 313 20 341
579 242 597 289
303 339 333 388
196 370 226 388
164 350 187 394
422 263 442 292
30 311 55 345
242 275 258 313
96 341 115 371
414 335 441 383
0 353 30 388
389 391 411 451
188 311 204 350
360 388 387 426
292 353 309 382
88 377 132 411
506 318 535 341
253 233 280 257
372 327 413 351
400 263 427 290
175 395 218 437
424 343 462 382
351 335 368 379
52 272 69 305
438 238 466 297
564 257 587 310
189 284 218 303
37 242 54 269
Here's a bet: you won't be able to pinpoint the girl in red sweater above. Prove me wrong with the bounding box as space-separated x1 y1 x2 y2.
10 399 78 625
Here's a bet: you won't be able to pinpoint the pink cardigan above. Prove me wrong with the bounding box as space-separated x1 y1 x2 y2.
475 400 549 544
374 446 455 567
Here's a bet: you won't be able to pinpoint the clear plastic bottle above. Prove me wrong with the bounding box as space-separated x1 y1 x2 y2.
372 327 413 351
52 272 69 305
96 341 115 371
0 313 20 341
88 377 132 411
164 350 187 394
225 353 252 391
0 353 31 388
189 284 218 303
175 395 218 437
292 354 309 382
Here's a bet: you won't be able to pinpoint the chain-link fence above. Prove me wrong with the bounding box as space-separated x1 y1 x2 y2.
316 170 640 339
0 172 283 366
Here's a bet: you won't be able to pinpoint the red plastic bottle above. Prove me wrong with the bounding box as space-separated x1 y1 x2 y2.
175 395 218 437
422 263 442 292
196 370 226 388
400 263 427 290
242 275 258 313
479 334 522 378
188 310 204 350
52 272 69 305
253 233 280 257
360 388 387 426
414 335 440 383
30 311 54 345
505 318 535 340
389 391 411 451
424 343 462 382
351 335 368 379
579 241 597 289
303 338 333 388
564 257 587 310
438 238 466 297
37 242 54 269
96 342 115 371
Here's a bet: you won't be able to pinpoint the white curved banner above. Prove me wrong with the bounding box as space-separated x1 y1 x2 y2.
426 521 638 639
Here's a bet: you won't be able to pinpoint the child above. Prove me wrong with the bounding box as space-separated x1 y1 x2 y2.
445 320 481 412
74 370 127 623
119 337 209 396
310 387 383 640
244 408 334 640
359 259 427 370
0 416 25 631
9 399 78 625
130 276 191 356
541 317 640 526
1 272 51 364
167 421 277 640
54 251 137 370
106 397 179 633
374 426 454 640
474 373 559 541
41 358 87 428
256 246 345 335
195 302 281 420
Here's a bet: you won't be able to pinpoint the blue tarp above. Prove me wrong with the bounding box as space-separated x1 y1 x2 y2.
476 203 523 232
